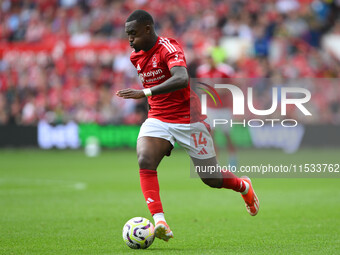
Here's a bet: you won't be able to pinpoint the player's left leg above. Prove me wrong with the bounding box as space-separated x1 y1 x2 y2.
190 156 241 190
171 119 259 216
191 156 259 216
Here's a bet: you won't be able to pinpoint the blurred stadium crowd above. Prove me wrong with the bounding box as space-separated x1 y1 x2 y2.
0 0 340 125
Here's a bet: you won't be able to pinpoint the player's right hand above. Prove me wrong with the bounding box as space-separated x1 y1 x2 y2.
116 89 145 99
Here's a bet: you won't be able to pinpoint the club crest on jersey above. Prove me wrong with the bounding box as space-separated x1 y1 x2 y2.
152 55 157 68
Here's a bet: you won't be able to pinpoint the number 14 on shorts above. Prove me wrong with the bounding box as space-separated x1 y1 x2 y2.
191 132 207 147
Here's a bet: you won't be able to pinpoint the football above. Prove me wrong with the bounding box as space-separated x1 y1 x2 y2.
122 217 155 249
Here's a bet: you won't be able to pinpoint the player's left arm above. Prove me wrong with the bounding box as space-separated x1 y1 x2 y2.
148 66 188 95
116 66 188 99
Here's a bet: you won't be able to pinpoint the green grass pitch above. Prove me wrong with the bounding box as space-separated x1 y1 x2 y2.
0 148 339 254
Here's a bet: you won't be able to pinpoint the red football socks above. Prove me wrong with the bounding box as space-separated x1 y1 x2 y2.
221 170 246 192
139 169 163 215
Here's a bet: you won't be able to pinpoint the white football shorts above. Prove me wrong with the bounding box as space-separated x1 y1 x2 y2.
138 118 216 159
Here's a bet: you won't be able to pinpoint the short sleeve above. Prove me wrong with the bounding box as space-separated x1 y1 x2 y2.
130 52 137 68
162 38 187 70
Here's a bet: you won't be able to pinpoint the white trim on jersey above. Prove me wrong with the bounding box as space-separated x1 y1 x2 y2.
159 37 175 53
162 37 176 52
159 37 177 53
159 40 173 53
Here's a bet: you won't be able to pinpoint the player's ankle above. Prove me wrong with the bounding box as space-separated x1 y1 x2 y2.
241 180 250 195
153 212 166 225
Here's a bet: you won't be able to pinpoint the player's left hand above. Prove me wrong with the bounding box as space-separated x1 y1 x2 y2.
116 89 145 99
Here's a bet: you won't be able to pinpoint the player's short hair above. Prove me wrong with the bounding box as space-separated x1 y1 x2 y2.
126 10 154 25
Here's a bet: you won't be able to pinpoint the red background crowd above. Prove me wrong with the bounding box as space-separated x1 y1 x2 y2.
0 0 340 125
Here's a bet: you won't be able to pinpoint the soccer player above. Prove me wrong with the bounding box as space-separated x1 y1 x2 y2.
197 53 238 167
116 10 259 242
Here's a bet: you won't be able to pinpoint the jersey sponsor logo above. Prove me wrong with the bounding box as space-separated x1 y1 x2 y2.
140 68 163 78
169 59 184 65
169 54 185 65
145 74 166 83
138 69 164 84
152 54 157 68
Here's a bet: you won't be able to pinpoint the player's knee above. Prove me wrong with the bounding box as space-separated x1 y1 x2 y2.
201 178 222 188
137 154 155 169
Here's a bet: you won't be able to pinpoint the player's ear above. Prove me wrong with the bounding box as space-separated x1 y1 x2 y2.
145 24 151 34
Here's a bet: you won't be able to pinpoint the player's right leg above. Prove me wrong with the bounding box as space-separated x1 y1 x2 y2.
137 134 174 241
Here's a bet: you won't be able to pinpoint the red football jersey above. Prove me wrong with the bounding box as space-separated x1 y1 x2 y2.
130 36 204 124
196 63 234 109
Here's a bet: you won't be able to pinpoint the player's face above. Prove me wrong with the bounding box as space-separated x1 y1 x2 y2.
125 20 149 52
